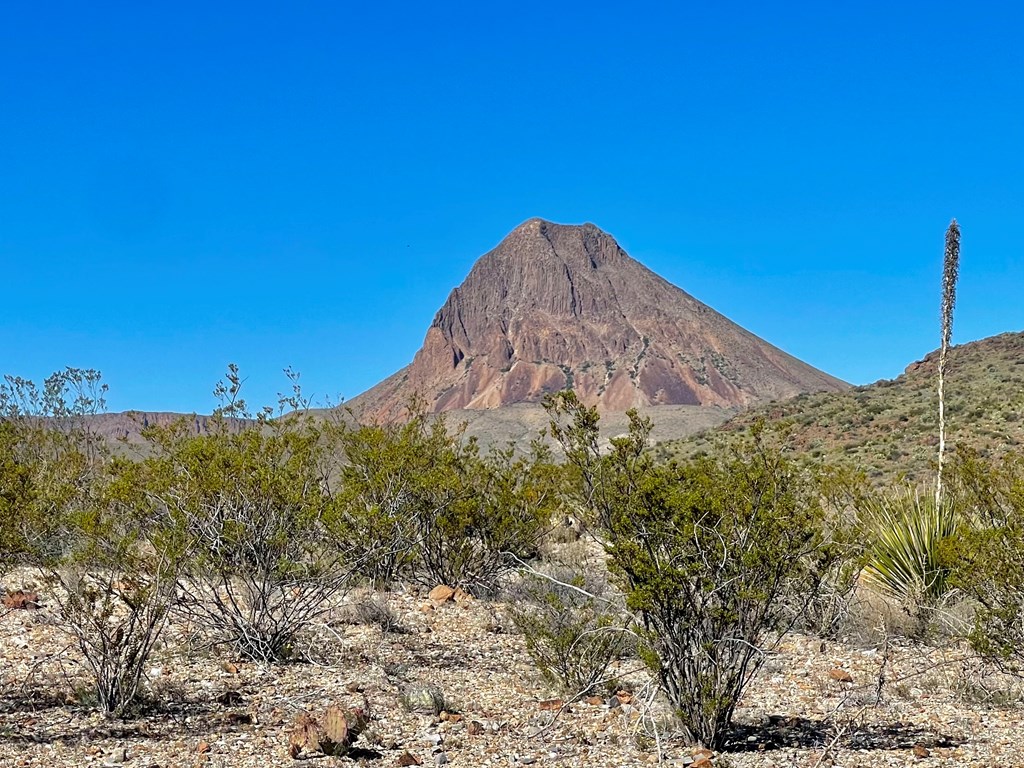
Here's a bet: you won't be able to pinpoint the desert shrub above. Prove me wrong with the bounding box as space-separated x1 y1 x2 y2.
509 567 630 698
1 369 179 716
548 392 838 748
417 443 558 593
337 408 557 593
856 485 959 636
943 449 1024 672
139 367 352 662
49 467 179 715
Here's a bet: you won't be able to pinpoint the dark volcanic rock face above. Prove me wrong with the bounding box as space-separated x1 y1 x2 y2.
350 219 847 419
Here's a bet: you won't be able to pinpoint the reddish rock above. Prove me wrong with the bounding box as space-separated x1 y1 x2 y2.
348 219 847 420
428 585 456 603
2 590 40 610
828 668 854 683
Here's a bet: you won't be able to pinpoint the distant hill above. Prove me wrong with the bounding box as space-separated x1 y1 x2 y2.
348 218 848 422
658 332 1024 483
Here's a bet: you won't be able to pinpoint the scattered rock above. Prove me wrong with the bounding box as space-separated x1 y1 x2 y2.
2 590 40 610
829 668 854 683
428 585 456 603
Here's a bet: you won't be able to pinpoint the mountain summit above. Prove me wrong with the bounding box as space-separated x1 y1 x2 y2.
350 219 847 419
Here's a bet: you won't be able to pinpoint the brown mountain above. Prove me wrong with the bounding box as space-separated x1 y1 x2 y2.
349 218 847 421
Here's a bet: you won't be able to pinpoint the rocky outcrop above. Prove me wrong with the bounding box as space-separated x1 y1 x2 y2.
349 218 847 420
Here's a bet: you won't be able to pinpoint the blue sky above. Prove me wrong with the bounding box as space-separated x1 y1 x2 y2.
2 2 1022 413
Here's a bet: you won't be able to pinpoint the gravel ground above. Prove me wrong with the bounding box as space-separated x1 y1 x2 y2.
2 577 1022 768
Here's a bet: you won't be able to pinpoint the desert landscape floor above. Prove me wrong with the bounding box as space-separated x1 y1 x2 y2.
2 580 1022 768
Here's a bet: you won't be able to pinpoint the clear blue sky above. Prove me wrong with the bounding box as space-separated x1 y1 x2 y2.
2 2 1022 413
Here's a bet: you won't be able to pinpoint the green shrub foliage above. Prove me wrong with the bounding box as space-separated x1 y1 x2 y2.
138 378 348 662
857 485 959 636
337 407 557 593
547 392 835 748
944 449 1024 671
510 568 629 698
1 369 178 716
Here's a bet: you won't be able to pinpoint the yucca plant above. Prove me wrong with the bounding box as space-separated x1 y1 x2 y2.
859 486 959 632
936 219 960 508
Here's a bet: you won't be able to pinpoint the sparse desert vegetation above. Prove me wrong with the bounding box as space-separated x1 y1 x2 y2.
5 344 1024 767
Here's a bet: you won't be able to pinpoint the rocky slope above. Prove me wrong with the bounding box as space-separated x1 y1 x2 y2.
349 219 847 421
660 331 1024 483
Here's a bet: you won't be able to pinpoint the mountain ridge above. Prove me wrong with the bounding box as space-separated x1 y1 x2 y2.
348 218 848 421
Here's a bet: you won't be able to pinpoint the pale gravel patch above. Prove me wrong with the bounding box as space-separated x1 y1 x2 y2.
2 579 1023 768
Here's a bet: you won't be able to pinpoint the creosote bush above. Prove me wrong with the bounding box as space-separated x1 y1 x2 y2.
547 392 839 748
943 449 1024 672
336 406 557 594
137 367 351 662
509 567 630 699
1 369 178 716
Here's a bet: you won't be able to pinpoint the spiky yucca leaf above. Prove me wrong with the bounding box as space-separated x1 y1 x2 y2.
860 487 959 603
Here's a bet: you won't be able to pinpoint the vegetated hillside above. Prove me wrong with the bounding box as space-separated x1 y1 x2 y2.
658 331 1024 482
348 218 847 421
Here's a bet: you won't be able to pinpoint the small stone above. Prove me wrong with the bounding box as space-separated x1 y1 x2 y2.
828 668 854 683
2 590 40 610
428 585 456 603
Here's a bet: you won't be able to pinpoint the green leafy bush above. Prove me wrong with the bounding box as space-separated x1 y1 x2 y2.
337 407 557 593
139 381 349 663
1 369 179 716
548 393 837 748
943 450 1024 671
509 567 629 698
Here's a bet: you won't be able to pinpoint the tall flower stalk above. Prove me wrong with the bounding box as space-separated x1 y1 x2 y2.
936 219 960 508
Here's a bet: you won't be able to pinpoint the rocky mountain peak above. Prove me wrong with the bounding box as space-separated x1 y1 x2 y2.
349 220 847 420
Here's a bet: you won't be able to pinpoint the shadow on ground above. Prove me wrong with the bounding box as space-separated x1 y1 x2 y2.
724 714 962 752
